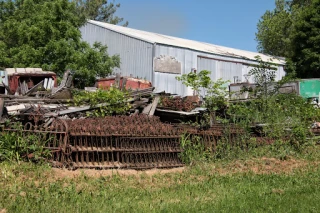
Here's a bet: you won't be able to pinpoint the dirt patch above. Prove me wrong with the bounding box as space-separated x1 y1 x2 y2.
51 167 185 179
215 157 319 175
50 157 319 180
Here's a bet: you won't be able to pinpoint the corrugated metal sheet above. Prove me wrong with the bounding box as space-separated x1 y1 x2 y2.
153 45 196 96
152 45 286 96
0 70 9 94
80 22 286 97
241 65 255 83
218 61 243 82
88 20 285 65
80 23 153 81
198 57 285 83
0 70 8 84
197 57 217 80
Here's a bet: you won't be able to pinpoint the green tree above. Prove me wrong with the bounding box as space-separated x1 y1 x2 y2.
256 0 312 57
249 56 277 97
74 0 128 26
0 0 120 88
256 0 292 57
289 0 320 78
256 0 318 78
175 70 211 96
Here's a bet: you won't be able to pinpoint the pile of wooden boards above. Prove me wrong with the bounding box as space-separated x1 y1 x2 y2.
0 87 157 123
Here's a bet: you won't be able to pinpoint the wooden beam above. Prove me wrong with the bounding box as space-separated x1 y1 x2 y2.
148 96 160 116
0 98 4 120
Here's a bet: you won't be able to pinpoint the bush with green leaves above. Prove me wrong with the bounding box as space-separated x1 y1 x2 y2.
73 87 131 117
176 70 229 125
179 134 211 165
175 70 212 96
0 129 51 163
228 91 320 152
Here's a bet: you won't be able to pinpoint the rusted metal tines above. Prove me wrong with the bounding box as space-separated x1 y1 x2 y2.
3 115 251 170
65 115 183 169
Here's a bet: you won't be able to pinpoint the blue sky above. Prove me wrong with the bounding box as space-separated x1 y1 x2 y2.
116 0 276 52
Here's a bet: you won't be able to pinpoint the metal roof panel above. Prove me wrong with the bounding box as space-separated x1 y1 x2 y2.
88 20 285 65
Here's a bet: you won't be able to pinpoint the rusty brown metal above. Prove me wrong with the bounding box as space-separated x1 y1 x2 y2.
3 115 184 169
160 96 199 112
65 115 183 169
3 115 261 170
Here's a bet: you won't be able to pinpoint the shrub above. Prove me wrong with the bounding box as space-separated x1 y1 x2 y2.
73 87 131 117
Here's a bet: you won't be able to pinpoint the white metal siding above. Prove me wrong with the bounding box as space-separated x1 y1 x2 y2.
197 57 217 80
80 23 286 96
80 23 154 81
154 45 286 96
154 45 196 96
218 61 243 83
198 57 285 84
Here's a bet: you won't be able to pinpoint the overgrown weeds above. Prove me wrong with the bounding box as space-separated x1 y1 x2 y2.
0 126 50 164
179 134 212 165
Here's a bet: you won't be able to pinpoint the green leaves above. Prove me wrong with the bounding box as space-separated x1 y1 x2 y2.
73 88 130 117
248 56 277 98
289 0 320 78
176 70 229 113
0 0 120 87
0 130 51 163
256 0 292 57
73 0 128 26
175 70 212 95
256 0 319 78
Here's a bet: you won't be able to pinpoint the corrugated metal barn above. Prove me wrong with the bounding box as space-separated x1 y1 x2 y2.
80 20 286 96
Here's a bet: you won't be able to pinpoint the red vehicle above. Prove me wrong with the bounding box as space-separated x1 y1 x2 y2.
1 68 57 95
96 75 152 90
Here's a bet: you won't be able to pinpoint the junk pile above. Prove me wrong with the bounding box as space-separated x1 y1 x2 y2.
0 71 156 123
0 69 262 170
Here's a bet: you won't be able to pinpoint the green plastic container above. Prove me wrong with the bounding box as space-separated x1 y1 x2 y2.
299 79 320 99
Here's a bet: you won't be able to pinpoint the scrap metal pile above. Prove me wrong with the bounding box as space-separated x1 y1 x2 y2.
3 115 184 169
66 116 183 169
159 96 200 112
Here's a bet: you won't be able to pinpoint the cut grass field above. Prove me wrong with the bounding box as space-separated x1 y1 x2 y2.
1 147 320 213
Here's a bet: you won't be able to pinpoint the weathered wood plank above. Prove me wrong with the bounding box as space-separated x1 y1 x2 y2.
142 103 152 115
0 98 4 120
148 96 160 116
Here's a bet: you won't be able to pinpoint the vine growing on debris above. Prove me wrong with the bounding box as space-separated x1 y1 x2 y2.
73 87 131 117
176 70 229 123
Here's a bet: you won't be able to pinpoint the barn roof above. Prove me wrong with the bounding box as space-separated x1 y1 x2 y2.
88 20 286 65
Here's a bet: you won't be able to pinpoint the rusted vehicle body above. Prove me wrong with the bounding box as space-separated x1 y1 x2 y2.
1 68 57 95
96 76 152 90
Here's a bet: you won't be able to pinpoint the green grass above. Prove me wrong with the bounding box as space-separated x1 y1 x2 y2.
1 149 320 213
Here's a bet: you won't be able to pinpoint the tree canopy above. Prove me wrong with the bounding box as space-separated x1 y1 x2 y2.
0 0 120 88
256 0 292 57
289 0 320 78
256 0 319 78
73 0 128 26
